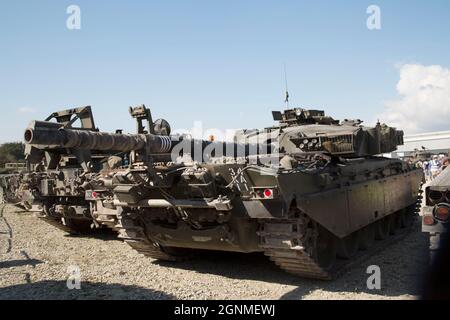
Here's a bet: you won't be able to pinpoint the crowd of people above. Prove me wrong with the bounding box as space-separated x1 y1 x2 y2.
416 154 449 181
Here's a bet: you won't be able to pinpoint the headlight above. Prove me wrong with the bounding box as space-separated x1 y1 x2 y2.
433 203 450 222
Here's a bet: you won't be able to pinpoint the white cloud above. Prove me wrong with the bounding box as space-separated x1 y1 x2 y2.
378 64 450 134
17 107 36 114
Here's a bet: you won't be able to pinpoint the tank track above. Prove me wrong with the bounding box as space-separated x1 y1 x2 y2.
0 188 5 204
37 214 76 234
259 198 423 280
117 211 185 261
259 218 334 280
37 205 94 235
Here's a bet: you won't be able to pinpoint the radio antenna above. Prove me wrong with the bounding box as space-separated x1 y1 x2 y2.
283 63 290 107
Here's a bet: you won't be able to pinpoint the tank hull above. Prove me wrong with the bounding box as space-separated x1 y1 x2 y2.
115 157 423 279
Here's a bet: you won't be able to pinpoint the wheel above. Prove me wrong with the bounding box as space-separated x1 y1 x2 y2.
375 218 389 240
387 214 398 235
314 225 338 270
358 225 375 250
62 217 93 234
337 232 359 259
404 205 418 228
398 210 408 228
118 207 194 262
42 203 52 216
160 246 193 260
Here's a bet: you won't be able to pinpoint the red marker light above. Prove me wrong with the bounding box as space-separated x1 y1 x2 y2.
91 191 98 199
264 189 273 199
423 214 435 226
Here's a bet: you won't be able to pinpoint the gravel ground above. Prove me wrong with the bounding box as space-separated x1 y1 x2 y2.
0 204 429 300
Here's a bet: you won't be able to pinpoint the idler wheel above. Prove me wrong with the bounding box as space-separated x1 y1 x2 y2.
315 225 338 270
358 225 375 250
337 232 359 259
375 218 389 240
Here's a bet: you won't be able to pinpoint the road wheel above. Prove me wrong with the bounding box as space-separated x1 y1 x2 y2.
358 224 375 250
398 210 406 228
404 205 418 228
62 218 93 234
375 218 389 240
337 232 359 259
315 225 338 270
387 214 398 235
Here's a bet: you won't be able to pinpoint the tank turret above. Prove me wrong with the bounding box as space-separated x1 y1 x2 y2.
235 108 404 157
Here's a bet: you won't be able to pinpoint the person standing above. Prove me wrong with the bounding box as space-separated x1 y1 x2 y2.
423 161 431 181
430 155 442 180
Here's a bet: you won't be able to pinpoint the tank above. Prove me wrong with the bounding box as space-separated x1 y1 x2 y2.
0 173 23 204
0 163 26 205
25 106 424 279
402 148 435 165
94 107 423 279
22 104 211 234
422 168 450 261
21 106 133 234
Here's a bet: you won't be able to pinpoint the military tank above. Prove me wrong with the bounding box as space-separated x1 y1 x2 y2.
24 107 424 279
23 105 176 234
422 168 450 261
22 106 131 233
401 148 435 168
0 163 26 205
0 173 23 204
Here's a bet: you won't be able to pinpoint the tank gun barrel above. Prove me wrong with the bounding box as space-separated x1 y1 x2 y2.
24 120 173 153
24 121 264 158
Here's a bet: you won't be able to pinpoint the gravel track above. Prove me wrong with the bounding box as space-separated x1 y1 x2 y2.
0 204 428 300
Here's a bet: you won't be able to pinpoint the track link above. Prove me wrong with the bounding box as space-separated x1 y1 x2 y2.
117 211 184 261
37 214 94 235
37 205 95 235
259 219 334 280
259 204 421 280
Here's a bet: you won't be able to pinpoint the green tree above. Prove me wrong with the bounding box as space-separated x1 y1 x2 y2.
0 142 25 168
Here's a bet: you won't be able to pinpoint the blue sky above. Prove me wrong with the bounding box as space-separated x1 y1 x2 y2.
1 0 449 142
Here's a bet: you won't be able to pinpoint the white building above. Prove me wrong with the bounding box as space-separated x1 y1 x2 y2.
390 131 450 158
